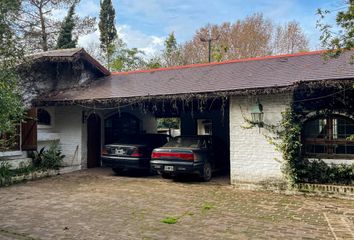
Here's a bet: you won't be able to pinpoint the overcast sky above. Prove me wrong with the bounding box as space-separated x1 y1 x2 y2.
72 0 345 57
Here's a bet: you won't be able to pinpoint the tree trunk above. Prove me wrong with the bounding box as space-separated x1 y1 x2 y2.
39 4 48 51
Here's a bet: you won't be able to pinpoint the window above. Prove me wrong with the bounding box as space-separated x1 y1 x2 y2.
156 118 181 137
197 119 212 135
302 115 354 157
37 109 51 126
0 108 37 152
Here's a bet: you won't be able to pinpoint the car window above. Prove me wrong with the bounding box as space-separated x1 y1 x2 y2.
164 136 208 148
115 134 168 145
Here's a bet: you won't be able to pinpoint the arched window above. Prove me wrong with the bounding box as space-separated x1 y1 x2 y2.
302 115 354 157
37 109 51 125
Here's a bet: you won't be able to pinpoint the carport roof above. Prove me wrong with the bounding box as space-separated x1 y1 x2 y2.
38 50 354 103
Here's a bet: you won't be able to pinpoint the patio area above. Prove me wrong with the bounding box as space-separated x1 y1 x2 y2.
0 168 353 240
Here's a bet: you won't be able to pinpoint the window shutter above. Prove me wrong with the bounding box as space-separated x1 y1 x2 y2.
21 108 37 151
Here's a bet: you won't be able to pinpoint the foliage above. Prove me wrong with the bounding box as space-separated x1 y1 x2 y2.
162 32 183 67
273 21 309 54
30 141 65 170
99 0 118 67
40 141 65 170
0 161 12 183
29 147 46 168
242 84 354 186
202 202 214 211
161 216 178 224
0 0 24 150
317 0 354 59
146 57 162 69
297 160 354 185
262 107 303 186
85 35 158 72
178 13 309 64
212 45 229 62
11 161 36 176
56 3 77 49
110 46 146 72
16 0 96 52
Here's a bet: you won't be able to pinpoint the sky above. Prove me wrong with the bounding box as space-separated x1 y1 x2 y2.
71 0 346 57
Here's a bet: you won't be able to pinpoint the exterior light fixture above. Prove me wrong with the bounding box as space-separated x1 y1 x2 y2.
250 99 264 127
200 33 220 63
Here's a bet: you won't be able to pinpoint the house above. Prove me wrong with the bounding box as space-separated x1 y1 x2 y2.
2 48 354 185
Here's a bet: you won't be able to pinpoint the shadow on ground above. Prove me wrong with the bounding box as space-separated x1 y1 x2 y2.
109 167 230 185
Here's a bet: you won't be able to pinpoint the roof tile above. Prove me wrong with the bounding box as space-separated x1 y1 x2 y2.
41 50 354 102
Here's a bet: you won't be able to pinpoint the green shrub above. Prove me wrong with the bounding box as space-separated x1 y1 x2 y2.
298 159 354 185
0 161 12 184
30 141 65 170
328 163 353 185
29 147 45 168
41 140 65 170
12 161 35 176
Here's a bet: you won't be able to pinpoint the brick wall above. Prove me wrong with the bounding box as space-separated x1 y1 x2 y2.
229 93 291 184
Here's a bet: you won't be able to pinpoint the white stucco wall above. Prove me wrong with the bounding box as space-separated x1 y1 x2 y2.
53 106 84 168
229 93 291 184
37 106 84 169
37 106 157 170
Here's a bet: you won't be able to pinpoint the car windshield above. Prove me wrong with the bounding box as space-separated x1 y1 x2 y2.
114 135 165 145
164 136 207 148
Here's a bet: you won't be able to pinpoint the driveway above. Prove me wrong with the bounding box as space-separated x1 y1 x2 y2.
0 168 353 240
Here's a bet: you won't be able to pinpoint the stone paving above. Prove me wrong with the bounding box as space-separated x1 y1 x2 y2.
0 168 354 240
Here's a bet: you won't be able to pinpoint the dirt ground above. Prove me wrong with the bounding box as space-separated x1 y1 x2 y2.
0 168 353 240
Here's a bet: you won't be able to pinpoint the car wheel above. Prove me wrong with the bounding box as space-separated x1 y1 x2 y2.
161 172 173 179
201 162 212 182
112 167 123 175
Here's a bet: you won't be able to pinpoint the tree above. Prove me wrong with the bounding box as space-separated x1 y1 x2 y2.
99 0 118 68
0 0 25 150
273 21 309 54
16 0 96 52
317 0 353 139
179 14 274 64
110 40 147 72
162 32 183 67
178 13 310 64
146 57 162 69
317 0 354 59
56 3 77 49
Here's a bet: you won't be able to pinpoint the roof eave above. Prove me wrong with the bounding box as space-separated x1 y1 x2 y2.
79 49 110 76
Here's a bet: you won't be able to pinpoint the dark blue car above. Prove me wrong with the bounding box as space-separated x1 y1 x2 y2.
150 135 228 181
101 134 169 174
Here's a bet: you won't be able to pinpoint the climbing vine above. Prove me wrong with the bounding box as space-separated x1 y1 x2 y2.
242 81 354 186
274 107 303 186
241 104 303 186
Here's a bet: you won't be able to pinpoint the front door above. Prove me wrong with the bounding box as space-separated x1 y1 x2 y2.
87 114 101 168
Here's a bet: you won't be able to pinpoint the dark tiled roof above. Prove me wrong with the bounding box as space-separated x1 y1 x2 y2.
41 50 354 102
28 48 84 58
27 48 110 76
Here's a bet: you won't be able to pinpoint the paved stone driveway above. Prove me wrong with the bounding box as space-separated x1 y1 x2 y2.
0 168 354 240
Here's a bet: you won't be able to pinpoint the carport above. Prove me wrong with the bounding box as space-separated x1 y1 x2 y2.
83 95 231 182
33 49 354 186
